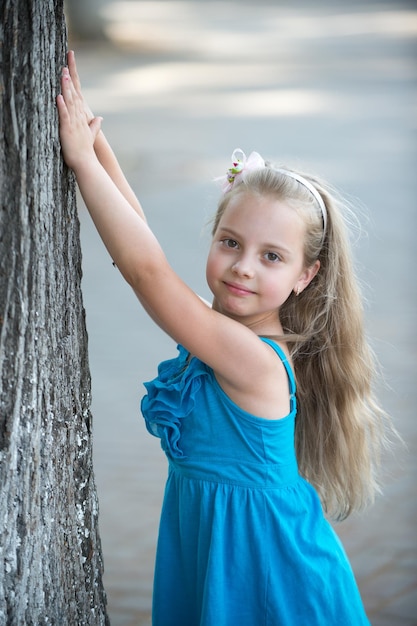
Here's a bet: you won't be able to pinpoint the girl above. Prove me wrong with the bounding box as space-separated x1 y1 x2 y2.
57 51 390 626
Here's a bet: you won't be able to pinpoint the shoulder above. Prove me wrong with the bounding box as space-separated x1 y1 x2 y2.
214 337 294 420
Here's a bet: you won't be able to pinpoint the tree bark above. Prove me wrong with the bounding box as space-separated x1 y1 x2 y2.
0 2 109 624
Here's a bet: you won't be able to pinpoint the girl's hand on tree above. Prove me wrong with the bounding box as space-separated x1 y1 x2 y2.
57 67 102 171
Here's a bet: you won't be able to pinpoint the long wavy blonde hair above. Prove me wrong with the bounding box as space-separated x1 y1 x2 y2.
212 165 393 521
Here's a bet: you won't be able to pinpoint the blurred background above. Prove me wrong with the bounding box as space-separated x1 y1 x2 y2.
64 1 416 624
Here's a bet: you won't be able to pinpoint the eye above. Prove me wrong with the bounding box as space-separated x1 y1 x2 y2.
222 238 239 249
264 251 281 263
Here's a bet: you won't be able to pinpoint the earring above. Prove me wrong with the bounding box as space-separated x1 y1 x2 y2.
295 285 301 296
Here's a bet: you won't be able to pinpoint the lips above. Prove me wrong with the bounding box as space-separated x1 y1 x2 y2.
223 281 255 296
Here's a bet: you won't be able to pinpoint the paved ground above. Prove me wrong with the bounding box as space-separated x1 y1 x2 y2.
72 1 416 624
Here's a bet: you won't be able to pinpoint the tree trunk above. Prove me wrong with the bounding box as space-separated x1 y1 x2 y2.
0 2 109 624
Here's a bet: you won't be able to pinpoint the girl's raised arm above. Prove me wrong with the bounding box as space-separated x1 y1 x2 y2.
57 64 290 419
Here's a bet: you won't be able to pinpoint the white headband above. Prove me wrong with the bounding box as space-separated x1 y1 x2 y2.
273 167 328 243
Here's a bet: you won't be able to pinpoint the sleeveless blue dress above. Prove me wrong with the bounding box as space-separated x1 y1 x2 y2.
141 338 370 626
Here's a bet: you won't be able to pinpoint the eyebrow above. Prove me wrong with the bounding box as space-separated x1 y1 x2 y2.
217 226 292 256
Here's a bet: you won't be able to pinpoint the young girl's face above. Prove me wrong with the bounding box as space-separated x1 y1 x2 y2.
206 191 316 330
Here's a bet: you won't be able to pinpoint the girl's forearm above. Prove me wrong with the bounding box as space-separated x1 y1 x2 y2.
93 130 146 221
74 155 163 286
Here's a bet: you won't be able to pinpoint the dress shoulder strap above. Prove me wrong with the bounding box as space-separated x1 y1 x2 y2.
260 337 296 400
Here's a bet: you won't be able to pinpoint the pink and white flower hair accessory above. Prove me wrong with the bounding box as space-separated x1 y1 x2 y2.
218 148 265 193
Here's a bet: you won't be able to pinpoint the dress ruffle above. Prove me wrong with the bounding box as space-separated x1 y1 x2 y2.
141 345 209 458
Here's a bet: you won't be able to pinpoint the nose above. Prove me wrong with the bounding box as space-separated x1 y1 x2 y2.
231 257 255 278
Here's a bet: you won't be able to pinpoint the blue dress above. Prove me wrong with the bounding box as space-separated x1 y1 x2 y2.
141 338 370 626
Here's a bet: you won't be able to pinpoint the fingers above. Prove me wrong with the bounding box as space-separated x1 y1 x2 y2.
59 68 88 133
58 67 101 131
66 49 95 122
57 70 75 132
89 116 103 141
60 68 76 111
67 49 76 71
56 93 69 124
68 50 82 94
61 67 85 110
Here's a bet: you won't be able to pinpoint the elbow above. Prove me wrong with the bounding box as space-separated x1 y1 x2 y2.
119 250 169 297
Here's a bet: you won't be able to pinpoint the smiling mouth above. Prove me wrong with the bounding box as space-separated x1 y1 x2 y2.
223 281 255 296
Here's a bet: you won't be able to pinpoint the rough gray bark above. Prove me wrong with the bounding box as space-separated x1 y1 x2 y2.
0 2 109 624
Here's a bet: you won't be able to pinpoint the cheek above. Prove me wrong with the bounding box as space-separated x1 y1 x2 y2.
261 271 291 302
206 246 230 293
262 275 280 298
205 248 219 290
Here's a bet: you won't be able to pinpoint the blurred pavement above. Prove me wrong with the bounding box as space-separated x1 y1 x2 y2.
72 1 417 624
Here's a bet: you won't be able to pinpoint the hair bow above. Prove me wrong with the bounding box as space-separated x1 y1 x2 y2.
217 148 265 193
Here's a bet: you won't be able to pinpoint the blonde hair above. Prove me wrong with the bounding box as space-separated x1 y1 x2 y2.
212 166 393 521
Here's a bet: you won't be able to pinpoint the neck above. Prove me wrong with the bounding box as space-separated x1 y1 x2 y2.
212 300 283 336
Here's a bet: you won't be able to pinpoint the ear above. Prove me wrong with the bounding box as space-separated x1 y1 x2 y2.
294 260 320 296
